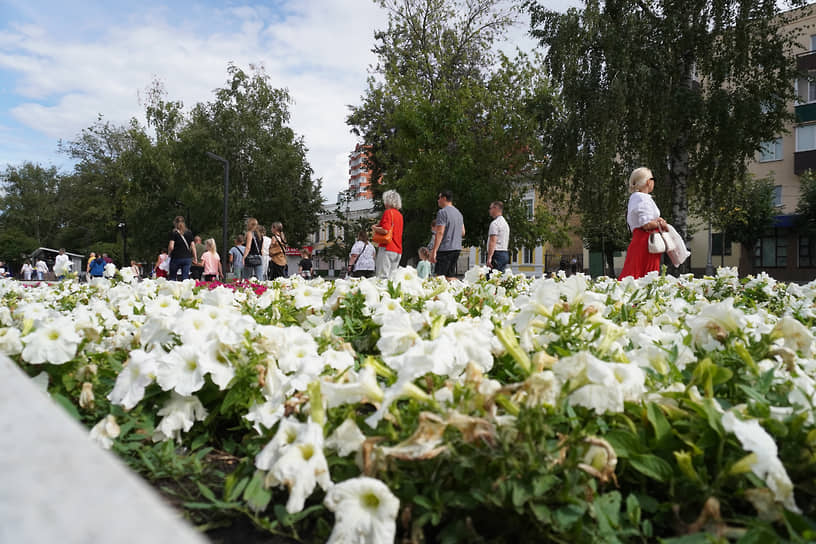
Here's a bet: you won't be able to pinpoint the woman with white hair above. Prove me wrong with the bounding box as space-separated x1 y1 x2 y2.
619 167 668 279
373 189 404 278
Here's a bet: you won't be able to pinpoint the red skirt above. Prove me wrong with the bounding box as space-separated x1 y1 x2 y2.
619 228 662 279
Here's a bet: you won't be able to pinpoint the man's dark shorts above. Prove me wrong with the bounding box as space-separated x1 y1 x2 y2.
435 250 460 277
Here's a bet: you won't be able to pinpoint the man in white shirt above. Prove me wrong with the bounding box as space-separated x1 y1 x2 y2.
486 201 510 273
35 258 48 280
54 249 71 280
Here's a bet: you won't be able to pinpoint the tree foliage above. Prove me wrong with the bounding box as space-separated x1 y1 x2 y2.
527 0 808 269
1 65 323 269
348 0 568 263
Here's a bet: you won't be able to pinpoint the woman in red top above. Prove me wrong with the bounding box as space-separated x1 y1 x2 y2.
373 190 403 278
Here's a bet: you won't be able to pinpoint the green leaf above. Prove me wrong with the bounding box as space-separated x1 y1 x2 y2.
646 402 672 443
195 481 217 503
605 429 643 458
629 454 674 482
553 503 585 530
511 482 531 508
532 474 559 496
243 470 272 513
225 475 250 503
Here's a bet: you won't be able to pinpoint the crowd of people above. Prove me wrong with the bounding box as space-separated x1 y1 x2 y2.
5 170 678 283
345 188 510 281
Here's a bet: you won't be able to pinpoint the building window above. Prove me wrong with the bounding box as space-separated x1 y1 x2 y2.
799 237 816 267
523 247 534 264
811 34 816 51
759 138 782 162
711 233 732 256
523 198 534 220
754 230 787 268
773 185 782 207
796 124 816 152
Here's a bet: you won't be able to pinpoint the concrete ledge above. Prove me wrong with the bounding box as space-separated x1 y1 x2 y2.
0 356 208 544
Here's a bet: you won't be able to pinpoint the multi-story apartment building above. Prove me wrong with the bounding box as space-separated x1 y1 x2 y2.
347 144 376 200
681 6 816 282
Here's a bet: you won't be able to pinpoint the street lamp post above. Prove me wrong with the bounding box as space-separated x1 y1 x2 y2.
117 222 128 266
206 152 230 276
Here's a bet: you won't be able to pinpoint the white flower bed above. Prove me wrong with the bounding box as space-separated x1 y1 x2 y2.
2 267 815 541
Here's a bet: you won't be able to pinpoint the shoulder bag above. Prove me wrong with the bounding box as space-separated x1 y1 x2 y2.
648 231 667 254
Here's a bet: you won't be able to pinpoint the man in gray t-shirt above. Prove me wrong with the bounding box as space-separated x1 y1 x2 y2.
431 190 465 278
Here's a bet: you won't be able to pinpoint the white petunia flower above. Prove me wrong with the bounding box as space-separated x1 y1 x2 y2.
156 344 207 396
89 415 120 450
21 316 82 365
108 348 160 410
255 418 332 514
326 419 367 457
324 477 400 544
152 392 208 442
721 411 800 513
389 266 424 296
0 327 23 355
103 262 117 278
772 316 814 357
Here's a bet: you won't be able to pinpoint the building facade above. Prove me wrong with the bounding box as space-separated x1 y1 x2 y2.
682 6 816 282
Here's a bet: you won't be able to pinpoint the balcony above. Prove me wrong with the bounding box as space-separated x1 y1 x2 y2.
796 102 816 123
798 50 816 72
794 149 816 174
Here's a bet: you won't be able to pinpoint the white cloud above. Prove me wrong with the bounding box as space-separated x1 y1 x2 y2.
0 0 580 201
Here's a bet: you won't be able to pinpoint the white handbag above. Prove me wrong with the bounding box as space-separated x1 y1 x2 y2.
648 231 667 254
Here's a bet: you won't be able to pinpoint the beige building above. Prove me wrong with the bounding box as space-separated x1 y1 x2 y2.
681 6 816 282
601 7 816 281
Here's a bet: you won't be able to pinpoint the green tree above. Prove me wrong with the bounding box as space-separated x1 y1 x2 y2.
0 162 61 253
711 174 779 274
348 0 567 263
796 170 816 235
180 64 323 246
527 0 808 271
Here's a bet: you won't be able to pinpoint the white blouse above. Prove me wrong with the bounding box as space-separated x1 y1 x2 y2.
626 191 660 231
350 241 376 270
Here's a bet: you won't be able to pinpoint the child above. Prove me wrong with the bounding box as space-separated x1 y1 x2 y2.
417 247 432 279
298 248 313 279
202 238 222 281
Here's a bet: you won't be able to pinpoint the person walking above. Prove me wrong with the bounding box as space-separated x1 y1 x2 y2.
168 216 196 281
298 248 313 279
619 167 668 279
54 248 71 280
242 218 265 280
155 249 169 279
21 260 33 281
373 189 403 278
268 222 289 280
190 235 206 280
201 238 222 281
229 235 245 280
35 257 48 281
430 190 465 279
259 225 272 280
486 201 510 274
348 230 376 278
88 253 105 278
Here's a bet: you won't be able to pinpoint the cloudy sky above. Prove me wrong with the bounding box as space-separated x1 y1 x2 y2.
0 0 579 203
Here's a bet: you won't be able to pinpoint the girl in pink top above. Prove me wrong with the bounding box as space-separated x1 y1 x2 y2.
202 238 222 281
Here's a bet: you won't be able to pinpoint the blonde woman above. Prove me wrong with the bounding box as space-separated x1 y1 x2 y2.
619 167 668 279
202 238 222 281
242 217 264 280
